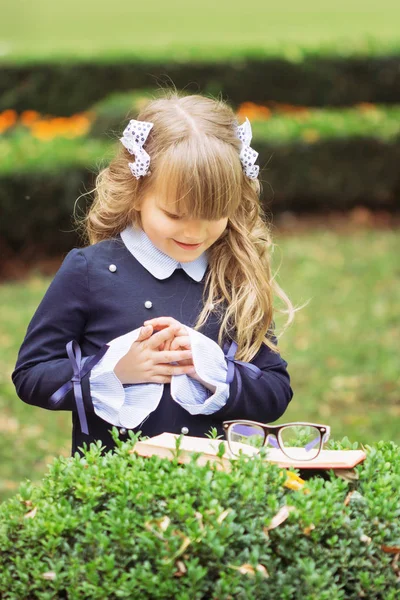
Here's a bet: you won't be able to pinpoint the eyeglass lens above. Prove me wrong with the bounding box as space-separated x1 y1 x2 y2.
279 425 321 460
228 423 323 461
228 423 265 456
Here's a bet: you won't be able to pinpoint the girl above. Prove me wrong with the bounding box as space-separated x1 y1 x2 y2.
12 90 295 456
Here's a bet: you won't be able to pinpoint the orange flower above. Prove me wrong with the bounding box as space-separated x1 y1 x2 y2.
237 102 271 121
20 110 40 126
67 114 92 137
269 102 310 117
31 121 56 141
1 109 18 124
29 112 94 140
50 117 70 132
356 102 378 113
2 109 96 139
0 109 18 133
0 120 9 134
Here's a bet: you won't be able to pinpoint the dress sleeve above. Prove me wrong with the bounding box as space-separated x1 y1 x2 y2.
11 249 96 420
212 334 293 423
89 328 164 428
170 327 230 415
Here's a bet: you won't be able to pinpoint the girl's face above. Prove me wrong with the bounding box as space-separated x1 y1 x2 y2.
138 194 228 263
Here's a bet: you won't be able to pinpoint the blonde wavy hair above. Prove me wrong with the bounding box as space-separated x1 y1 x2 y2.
76 89 295 362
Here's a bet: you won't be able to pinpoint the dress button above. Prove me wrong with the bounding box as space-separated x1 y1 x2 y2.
119 427 127 436
181 426 189 435
144 300 153 309
109 264 117 272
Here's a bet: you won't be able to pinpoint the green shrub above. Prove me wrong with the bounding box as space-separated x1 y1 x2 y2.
2 54 400 115
2 108 400 256
89 94 400 142
88 89 158 139
0 431 399 599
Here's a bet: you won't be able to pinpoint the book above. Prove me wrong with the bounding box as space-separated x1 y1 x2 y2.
131 432 367 470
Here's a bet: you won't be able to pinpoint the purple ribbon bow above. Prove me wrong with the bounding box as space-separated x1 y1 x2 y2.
223 340 263 390
49 340 109 435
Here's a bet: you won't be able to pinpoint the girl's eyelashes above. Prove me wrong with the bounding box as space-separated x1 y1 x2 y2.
164 212 183 220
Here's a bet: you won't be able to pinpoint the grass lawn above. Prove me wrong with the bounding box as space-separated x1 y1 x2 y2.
2 1 400 62
272 228 399 444
0 228 399 502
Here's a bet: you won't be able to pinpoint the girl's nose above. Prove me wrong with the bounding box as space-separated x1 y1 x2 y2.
182 220 206 241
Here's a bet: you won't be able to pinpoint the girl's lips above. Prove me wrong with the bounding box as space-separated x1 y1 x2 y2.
173 240 203 250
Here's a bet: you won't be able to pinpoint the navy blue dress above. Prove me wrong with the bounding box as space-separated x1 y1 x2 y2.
12 235 293 456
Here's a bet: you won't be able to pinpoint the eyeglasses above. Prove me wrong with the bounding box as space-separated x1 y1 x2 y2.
222 420 331 461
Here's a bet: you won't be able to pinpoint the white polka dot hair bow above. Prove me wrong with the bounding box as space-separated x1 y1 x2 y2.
120 116 259 180
120 119 154 179
236 117 260 180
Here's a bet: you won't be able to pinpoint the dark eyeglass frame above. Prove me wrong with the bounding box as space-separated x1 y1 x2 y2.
222 420 331 461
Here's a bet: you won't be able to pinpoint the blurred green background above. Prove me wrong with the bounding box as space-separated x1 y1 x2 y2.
0 1 399 502
2 1 400 61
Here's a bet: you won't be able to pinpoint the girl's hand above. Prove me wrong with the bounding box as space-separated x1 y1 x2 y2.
169 334 192 366
142 317 216 393
113 323 196 384
164 327 216 392
143 317 190 357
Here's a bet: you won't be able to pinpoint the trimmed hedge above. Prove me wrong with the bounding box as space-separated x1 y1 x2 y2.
2 101 400 255
88 93 400 142
0 432 399 599
2 136 399 255
2 55 400 115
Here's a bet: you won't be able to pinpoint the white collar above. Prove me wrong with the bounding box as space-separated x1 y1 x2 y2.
120 225 208 282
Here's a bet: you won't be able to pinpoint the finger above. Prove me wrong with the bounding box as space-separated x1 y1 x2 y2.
163 338 172 352
143 317 181 330
172 358 193 367
147 324 181 349
158 339 178 350
156 332 185 352
167 328 188 342
143 320 188 343
155 364 196 377
150 375 172 384
136 324 153 341
155 350 193 364
175 326 188 337
170 336 191 351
